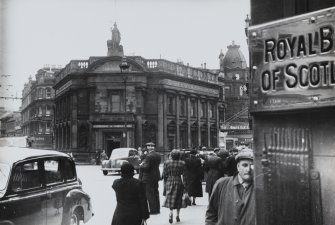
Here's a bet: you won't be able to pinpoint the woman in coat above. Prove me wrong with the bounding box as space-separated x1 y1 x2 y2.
112 163 149 225
204 154 223 198
162 149 185 224
184 150 203 205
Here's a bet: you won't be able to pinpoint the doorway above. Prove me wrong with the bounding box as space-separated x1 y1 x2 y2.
104 133 121 158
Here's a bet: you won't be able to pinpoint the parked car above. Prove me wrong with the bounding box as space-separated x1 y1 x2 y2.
101 148 141 175
0 147 93 225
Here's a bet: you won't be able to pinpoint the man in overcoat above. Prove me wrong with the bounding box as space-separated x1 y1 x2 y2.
205 148 255 225
139 142 161 214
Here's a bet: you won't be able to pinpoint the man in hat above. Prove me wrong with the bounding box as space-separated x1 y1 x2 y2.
139 142 161 214
205 148 255 225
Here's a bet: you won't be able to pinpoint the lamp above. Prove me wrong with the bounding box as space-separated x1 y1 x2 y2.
119 57 130 147
245 14 251 37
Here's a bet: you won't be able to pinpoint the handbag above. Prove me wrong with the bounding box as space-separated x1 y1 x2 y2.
181 192 191 208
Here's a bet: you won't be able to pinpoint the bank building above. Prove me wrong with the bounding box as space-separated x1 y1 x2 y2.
53 23 221 159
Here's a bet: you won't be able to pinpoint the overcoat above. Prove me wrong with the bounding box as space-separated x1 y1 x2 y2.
184 155 203 197
205 175 255 225
162 159 185 209
205 155 223 196
140 150 161 214
140 151 161 183
112 177 149 225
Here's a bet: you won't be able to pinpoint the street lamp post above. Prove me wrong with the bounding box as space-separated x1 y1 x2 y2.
119 57 130 147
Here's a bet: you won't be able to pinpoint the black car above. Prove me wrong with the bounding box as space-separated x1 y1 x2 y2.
0 147 93 225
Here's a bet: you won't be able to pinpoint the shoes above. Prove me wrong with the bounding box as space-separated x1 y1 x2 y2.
176 216 180 222
169 214 173 224
192 202 196 205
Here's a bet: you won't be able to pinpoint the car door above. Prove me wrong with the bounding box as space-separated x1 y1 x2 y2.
44 157 77 225
4 160 47 225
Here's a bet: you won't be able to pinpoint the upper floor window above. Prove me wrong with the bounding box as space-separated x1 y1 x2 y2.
180 98 186 116
200 102 207 118
209 103 215 119
46 122 51 133
38 88 44 99
46 105 51 116
38 122 43 133
168 95 175 115
38 106 43 116
109 92 121 112
46 88 52 98
190 99 197 117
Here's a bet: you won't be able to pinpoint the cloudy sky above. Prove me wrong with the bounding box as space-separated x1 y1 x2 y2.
0 0 250 110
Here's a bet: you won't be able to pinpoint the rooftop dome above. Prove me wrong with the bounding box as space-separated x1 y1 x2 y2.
223 41 247 70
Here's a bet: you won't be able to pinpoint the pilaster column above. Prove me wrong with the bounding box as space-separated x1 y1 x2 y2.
176 95 180 148
207 100 211 148
157 91 164 151
71 92 78 149
197 98 201 147
187 96 191 148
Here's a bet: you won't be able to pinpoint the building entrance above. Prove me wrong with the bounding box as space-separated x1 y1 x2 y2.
104 132 121 157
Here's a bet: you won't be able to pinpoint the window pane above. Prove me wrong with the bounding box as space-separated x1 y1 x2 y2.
63 159 76 181
44 160 62 184
11 161 41 191
111 94 120 112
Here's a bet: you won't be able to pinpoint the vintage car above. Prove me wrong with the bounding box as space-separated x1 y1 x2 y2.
0 147 93 225
101 148 141 175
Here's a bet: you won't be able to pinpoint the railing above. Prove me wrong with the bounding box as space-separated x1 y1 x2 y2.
55 60 89 83
146 59 218 84
54 57 218 84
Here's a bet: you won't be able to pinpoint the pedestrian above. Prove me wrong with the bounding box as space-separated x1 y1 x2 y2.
216 150 230 177
184 149 203 205
100 150 108 161
139 142 161 214
162 149 185 224
205 148 255 225
225 147 239 176
204 153 223 198
111 163 150 225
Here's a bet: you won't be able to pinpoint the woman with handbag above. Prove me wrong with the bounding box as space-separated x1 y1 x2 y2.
162 149 185 223
111 163 150 225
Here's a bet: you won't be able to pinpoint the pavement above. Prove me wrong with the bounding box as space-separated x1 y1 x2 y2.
77 165 210 225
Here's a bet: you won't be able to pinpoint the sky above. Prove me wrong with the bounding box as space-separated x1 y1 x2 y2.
0 0 250 111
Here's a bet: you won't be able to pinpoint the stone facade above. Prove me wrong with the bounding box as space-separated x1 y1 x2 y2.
21 66 60 149
218 41 252 148
53 56 221 158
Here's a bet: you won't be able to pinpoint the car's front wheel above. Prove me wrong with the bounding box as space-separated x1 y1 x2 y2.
103 170 108 175
70 210 80 225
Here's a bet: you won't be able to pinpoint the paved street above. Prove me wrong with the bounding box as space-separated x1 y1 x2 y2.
76 165 209 225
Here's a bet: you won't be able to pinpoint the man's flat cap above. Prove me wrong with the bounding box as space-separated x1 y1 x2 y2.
235 148 254 161
145 142 155 146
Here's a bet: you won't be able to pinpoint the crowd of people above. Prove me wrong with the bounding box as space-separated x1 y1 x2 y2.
110 142 255 225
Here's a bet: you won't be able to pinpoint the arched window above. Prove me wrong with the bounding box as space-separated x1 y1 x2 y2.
46 88 51 98
38 106 43 116
46 105 51 116
38 88 44 99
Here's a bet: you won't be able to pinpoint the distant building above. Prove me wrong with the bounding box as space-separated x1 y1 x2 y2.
218 41 252 149
53 23 221 160
0 111 22 137
21 66 60 149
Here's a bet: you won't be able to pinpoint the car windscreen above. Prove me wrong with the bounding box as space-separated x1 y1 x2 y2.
111 149 134 159
0 163 10 190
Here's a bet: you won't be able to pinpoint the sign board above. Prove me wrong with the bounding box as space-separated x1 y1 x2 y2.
93 124 133 129
220 122 250 130
249 7 335 112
